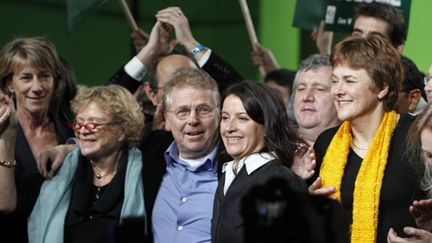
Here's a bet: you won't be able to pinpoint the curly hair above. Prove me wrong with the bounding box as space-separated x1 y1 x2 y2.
71 85 144 146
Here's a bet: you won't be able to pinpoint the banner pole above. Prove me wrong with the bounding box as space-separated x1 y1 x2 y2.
118 0 139 31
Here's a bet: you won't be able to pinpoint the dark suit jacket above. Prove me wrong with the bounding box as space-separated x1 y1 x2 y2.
109 51 243 94
140 130 231 242
211 160 307 243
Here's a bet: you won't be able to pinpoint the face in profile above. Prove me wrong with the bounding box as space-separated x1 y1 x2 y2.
293 67 338 130
220 94 265 161
164 85 220 159
331 64 388 121
9 63 54 115
425 65 432 103
266 80 290 107
421 127 432 166
74 102 126 161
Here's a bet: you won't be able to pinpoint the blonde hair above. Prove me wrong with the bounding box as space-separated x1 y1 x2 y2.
71 85 144 146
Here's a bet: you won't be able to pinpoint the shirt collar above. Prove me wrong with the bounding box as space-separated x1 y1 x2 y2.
222 152 275 175
164 141 219 172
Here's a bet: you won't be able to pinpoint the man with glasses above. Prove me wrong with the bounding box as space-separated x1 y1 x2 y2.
141 68 227 243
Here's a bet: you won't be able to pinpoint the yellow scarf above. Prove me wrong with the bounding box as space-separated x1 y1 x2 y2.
319 111 397 243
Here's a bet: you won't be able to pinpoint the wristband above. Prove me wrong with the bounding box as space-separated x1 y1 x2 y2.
190 44 207 56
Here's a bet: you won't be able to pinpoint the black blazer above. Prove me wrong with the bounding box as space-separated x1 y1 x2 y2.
108 51 243 94
211 160 307 243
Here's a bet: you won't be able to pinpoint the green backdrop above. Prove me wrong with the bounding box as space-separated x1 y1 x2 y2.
0 0 430 86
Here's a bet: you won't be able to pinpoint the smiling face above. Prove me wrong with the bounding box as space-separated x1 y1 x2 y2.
293 67 338 129
220 94 266 162
75 102 126 161
331 64 388 122
9 63 54 116
164 85 220 159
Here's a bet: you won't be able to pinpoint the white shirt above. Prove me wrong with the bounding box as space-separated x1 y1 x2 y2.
222 152 275 195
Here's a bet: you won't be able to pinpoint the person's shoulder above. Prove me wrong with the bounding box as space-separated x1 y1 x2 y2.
140 129 173 151
398 113 416 126
314 125 340 149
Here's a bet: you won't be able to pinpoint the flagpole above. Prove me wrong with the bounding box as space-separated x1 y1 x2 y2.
239 0 265 76
118 0 139 31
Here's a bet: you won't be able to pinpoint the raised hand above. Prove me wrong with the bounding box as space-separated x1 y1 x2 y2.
136 21 176 66
250 43 279 74
0 92 17 137
409 199 432 232
36 144 76 179
310 21 333 55
291 143 316 180
308 177 336 198
155 7 197 52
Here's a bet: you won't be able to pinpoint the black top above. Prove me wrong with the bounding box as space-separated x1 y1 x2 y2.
11 148 145 243
211 160 307 243
313 113 424 243
0 117 73 243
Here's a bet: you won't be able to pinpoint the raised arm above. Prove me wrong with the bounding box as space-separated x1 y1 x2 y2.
250 42 280 75
311 21 333 55
108 21 174 93
0 93 17 213
156 6 243 90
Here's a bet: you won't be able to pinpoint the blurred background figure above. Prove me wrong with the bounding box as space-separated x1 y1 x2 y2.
264 68 295 107
395 56 427 115
58 56 78 124
388 103 432 242
351 2 407 53
424 64 432 103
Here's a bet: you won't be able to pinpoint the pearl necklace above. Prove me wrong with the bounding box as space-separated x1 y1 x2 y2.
90 161 116 179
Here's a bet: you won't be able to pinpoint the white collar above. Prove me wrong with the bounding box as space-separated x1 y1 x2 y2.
222 152 275 175
222 152 275 195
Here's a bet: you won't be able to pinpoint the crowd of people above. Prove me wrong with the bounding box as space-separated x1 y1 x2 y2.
0 2 431 243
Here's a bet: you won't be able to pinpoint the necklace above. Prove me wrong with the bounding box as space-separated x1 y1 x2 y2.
351 140 369 150
90 161 117 179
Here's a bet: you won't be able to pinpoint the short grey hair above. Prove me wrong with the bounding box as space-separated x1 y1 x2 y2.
287 54 332 127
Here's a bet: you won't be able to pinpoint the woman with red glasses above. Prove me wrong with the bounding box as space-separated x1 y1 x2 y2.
0 85 147 243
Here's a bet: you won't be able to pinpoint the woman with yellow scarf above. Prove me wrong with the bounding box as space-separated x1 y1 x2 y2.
309 35 424 243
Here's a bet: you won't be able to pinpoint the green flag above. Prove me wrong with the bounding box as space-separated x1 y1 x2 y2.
67 0 111 32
